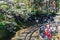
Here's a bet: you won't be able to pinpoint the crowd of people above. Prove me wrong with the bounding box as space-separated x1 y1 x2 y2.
39 22 57 40
35 14 54 26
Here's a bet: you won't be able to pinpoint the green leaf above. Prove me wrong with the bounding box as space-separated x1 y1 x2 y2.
0 21 5 26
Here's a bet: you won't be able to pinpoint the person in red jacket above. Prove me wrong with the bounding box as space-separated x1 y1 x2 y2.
45 24 52 40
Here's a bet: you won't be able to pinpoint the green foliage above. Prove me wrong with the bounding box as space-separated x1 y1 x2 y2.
0 23 7 40
0 14 5 21
29 0 58 15
0 21 5 26
1 5 8 10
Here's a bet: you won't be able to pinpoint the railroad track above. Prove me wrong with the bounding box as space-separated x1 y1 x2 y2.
24 24 43 40
11 23 47 40
19 25 38 40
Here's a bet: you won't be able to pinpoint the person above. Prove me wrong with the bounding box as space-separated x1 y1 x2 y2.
35 19 39 26
44 18 47 23
40 33 46 38
40 25 45 33
39 25 46 39
50 16 54 22
45 29 52 40
45 24 52 40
